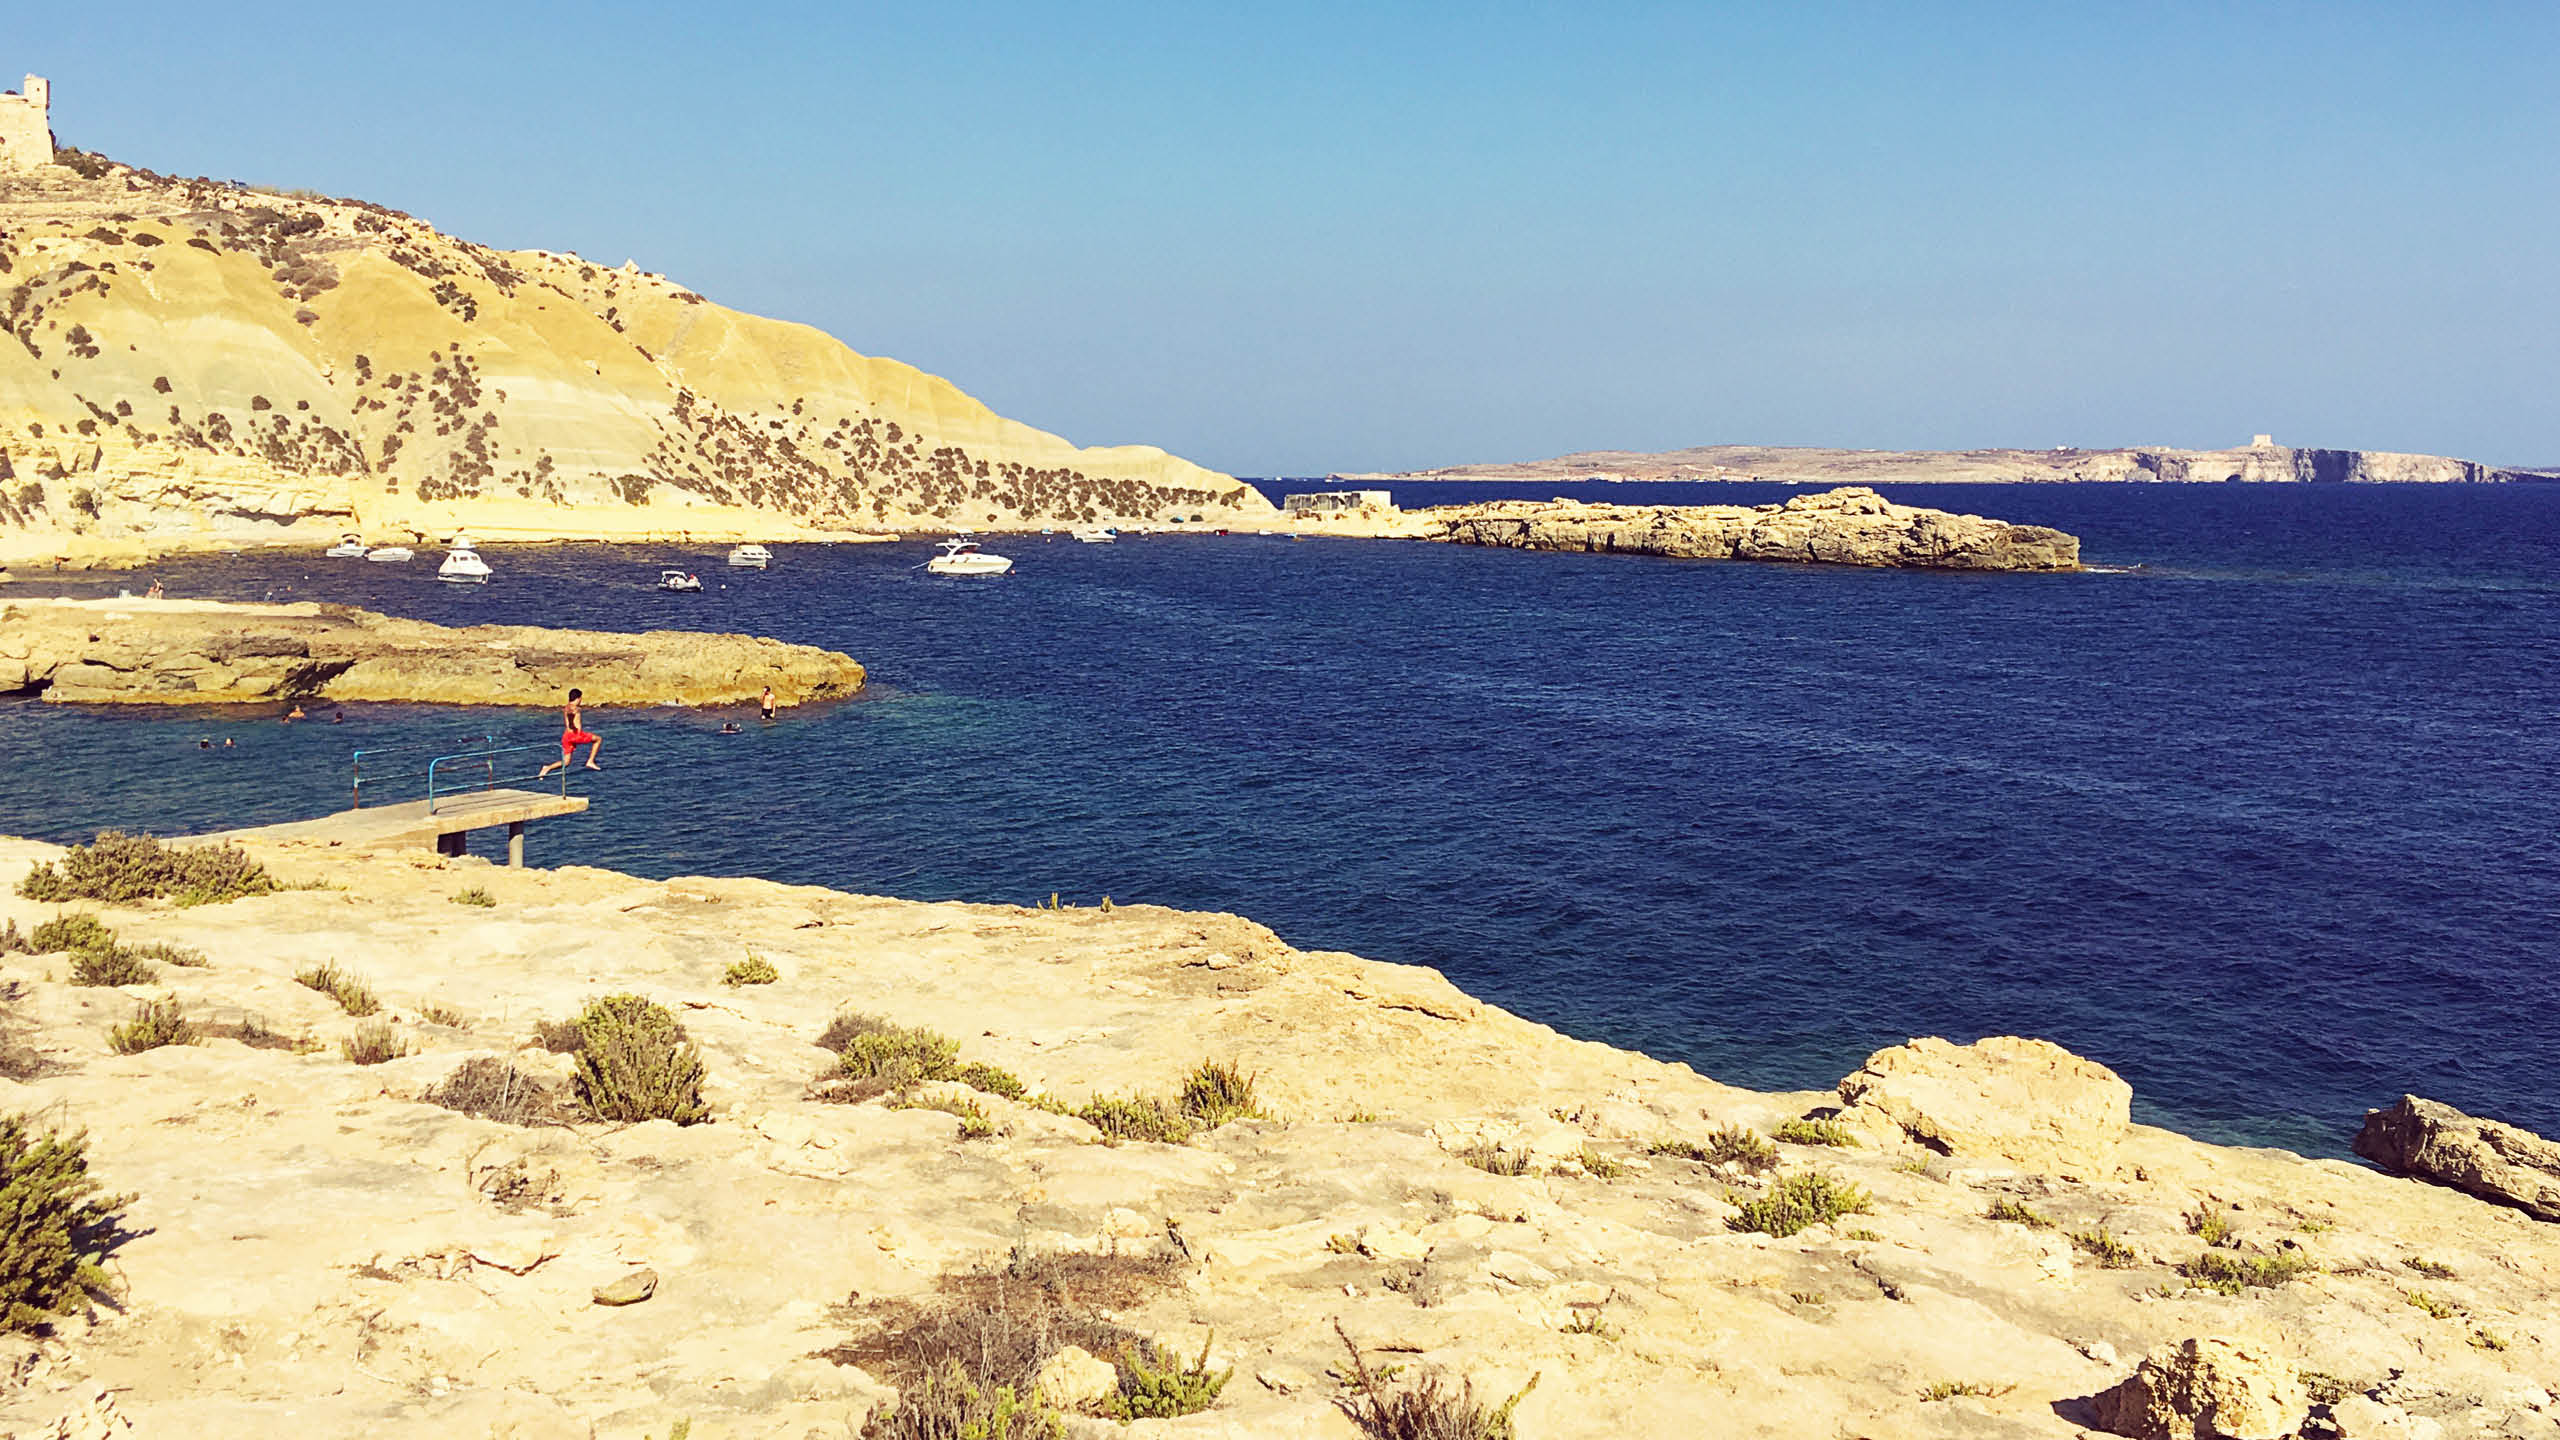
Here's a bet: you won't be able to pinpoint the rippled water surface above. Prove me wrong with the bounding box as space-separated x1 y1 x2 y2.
5 481 2557 1156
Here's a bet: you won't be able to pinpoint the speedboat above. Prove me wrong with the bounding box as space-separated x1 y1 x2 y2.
437 544 491 584
925 539 1012 576
1073 527 1118 544
325 533 367 559
657 569 704 593
727 544 773 570
364 546 414 563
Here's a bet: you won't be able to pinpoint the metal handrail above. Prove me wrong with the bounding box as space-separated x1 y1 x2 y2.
351 733 496 809
425 743 573 814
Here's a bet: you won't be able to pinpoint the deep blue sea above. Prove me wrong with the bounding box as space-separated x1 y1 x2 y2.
5 481 2556 1158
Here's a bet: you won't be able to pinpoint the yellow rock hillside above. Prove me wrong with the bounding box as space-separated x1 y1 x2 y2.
0 156 1272 565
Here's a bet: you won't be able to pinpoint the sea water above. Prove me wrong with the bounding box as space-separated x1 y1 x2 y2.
3 481 2555 1157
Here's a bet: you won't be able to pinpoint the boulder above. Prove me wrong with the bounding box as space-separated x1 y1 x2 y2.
2091 1338 2307 1440
1034 1345 1121 1410
1834 1036 2131 1176
2353 1095 2560 1222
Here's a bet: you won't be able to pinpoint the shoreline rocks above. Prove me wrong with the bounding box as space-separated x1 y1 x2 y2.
1424 485 2082 571
1834 1035 2134 1176
2354 1094 2560 1222
0 596 865 706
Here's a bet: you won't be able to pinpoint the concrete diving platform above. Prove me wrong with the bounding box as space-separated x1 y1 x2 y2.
207 789 589 866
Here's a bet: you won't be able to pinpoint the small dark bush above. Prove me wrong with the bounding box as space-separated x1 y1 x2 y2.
722 955 778 986
18 832 276 907
427 1056 568 1126
1178 1060 1259 1127
0 1117 134 1332
341 1021 408 1066
69 947 154 988
450 886 495 908
1728 1171 1873 1238
0 921 26 956
1078 1094 1193 1145
954 1061 1027 1100
569 994 707 1125
122 941 206 969
108 998 195 1053
1986 1199 2054 1229
1457 1141 1530 1176
2071 1229 2139 1268
532 1018 584 1053
1772 1118 1858 1148
1109 1331 1231 1419
293 961 377 1016
2180 1249 2317 1295
1334 1320 1538 1440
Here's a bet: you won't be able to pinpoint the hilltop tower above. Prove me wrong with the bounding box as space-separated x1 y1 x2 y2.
0 75 55 173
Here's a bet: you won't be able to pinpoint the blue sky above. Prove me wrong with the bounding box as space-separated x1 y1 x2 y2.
26 3 2560 472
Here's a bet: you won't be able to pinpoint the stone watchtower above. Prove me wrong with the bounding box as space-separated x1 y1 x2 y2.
0 75 55 173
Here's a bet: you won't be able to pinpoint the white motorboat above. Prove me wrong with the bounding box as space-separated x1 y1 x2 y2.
1073 527 1118 544
437 545 491 585
925 539 1013 576
657 569 704 593
727 544 773 570
324 533 368 559
364 546 414 563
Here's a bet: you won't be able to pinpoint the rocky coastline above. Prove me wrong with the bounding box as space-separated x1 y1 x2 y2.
0 832 2548 1438
0 596 865 706
1422 485 2083 571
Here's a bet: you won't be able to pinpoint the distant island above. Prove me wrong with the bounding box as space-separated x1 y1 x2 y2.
1338 438 2540 486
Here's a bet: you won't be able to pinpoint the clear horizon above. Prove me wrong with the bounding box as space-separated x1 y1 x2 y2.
28 3 2560 474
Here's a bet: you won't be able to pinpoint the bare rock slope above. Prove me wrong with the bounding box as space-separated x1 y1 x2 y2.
0 836 2552 1438
0 595 864 705
0 157 1273 565
1426 486 2082 571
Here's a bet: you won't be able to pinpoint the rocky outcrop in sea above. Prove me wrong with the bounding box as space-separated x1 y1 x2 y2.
1425 485 2082 571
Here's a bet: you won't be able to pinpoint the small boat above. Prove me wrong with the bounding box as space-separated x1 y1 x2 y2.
1073 527 1118 544
727 544 773 570
657 569 704 593
925 539 1013 576
364 546 414 563
437 544 491 584
325 533 368 559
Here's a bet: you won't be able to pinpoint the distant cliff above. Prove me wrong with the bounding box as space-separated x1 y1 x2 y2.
0 155 1272 564
1428 486 2081 571
1356 441 2531 487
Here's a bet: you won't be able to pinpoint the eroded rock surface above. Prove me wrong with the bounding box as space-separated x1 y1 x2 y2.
1426 486 2082 571
2092 1336 2308 1440
0 596 864 705
1835 1035 2133 1176
2355 1094 2560 1222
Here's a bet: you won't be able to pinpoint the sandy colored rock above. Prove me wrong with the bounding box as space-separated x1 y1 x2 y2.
2091 1337 2307 1440
0 161 1271 568
1427 486 2080 571
590 1268 657 1306
2353 1094 2560 1223
1834 1035 2132 1175
0 595 863 706
1034 1346 1120 1409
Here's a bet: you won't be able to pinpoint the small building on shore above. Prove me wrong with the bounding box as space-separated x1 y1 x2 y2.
0 76 53 174
1283 489 1392 515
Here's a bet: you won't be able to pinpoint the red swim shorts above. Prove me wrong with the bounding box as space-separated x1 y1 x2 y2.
560 730 599 751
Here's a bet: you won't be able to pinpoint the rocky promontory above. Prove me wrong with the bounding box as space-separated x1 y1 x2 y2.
0 832 2550 1438
1425 486 2082 571
0 596 864 705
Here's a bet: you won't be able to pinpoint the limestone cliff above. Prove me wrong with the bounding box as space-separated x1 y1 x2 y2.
0 596 864 706
1427 486 2082 571
1362 441 2532 486
0 156 1273 565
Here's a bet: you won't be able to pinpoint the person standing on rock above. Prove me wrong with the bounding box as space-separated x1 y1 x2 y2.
539 688 603 776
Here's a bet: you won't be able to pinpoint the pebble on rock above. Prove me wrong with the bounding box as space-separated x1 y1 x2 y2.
592 1268 658 1307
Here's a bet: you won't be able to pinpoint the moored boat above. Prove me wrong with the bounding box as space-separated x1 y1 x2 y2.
364 546 414 563
727 544 773 569
925 539 1013 576
657 569 704 593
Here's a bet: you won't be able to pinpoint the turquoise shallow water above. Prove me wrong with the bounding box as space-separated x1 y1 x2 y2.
4 481 2557 1158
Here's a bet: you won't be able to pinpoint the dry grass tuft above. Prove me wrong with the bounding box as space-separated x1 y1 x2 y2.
1333 1319 1538 1440
426 1055 570 1126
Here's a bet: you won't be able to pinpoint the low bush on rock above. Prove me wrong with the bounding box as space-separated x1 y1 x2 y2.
342 1020 409 1066
36 916 200 986
428 1056 570 1126
2179 1249 2318 1295
69 946 155 988
109 998 196 1054
1109 1331 1231 1420
812 1012 1035 1106
2071 1229 2140 1268
1649 1125 1778 1172
1986 1199 2055 1229
293 962 378 1017
0 920 27 955
894 1091 995 1140
30 916 114 958
0 1116 135 1332
569 994 707 1125
1079 1094 1194 1146
1334 1319 1538 1440
450 886 496 908
1458 1140 1532 1176
1728 1171 1873 1238
1177 1060 1260 1127
722 954 778 986
18 831 277 907
1772 1117 1858 1148
2185 1208 2235 1247
532 1018 585 1053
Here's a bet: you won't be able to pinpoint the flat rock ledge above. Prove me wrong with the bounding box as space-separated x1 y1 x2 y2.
1425 485 2082 571
2356 1094 2560 1223
0 596 865 707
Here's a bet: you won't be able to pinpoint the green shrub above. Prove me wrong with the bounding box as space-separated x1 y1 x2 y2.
874 1359 1061 1440
0 1117 133 1332
450 886 495 908
122 941 207 969
29 916 113 957
1576 1145 1625 1180
2070 1229 2139 1268
954 1061 1028 1100
2185 1208 2234 1247
2401 1288 2457 1319
1178 1060 1260 1127
1985 1199 2054 1229
1078 1094 1193 1145
1728 1171 1873 1238
895 1092 995 1140
1772 1117 1858 1147
1458 1140 1531 1176
569 994 708 1125
0 920 27 955
108 998 195 1054
2179 1249 2317 1295
341 1021 408 1066
1920 1380 2015 1401
417 1003 466 1028
532 1018 584 1053
1648 1125 1778 1172
292 962 378 1016
17 832 276 907
826 1013 959 1086
722 954 778 986
1333 1320 1537 1440
69 947 154 987
1109 1332 1231 1420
